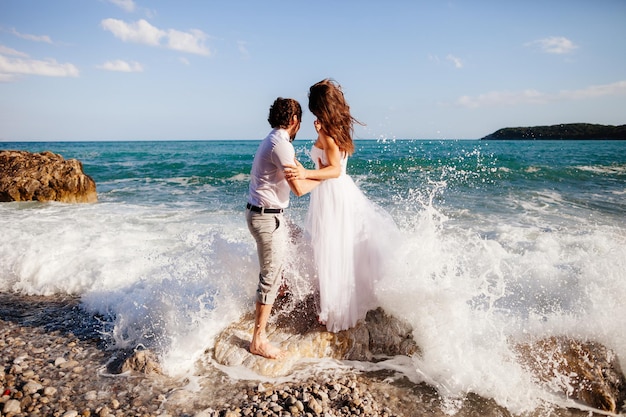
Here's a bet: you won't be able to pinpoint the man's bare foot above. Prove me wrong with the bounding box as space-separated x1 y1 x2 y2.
250 339 286 360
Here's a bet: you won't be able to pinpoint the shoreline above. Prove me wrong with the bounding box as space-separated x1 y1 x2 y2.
0 293 607 417
0 315 430 417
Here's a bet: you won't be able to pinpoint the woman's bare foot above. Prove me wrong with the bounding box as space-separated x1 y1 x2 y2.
250 339 286 360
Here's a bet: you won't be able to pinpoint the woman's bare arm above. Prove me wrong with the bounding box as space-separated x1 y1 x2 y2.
285 132 342 181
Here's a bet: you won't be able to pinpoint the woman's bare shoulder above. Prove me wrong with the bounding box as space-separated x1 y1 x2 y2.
318 133 339 150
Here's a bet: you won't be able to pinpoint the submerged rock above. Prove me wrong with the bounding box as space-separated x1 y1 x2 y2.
515 336 626 413
0 150 97 203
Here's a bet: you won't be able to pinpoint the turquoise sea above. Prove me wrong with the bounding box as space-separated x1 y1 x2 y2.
1 139 625 415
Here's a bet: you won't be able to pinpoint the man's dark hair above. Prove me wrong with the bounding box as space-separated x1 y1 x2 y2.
268 98 302 129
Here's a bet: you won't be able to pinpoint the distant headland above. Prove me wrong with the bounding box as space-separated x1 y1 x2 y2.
481 123 626 140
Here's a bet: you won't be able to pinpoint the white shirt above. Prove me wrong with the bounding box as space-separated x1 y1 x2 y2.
248 128 294 209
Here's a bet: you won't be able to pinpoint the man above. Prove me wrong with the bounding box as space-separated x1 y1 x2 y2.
246 97 319 359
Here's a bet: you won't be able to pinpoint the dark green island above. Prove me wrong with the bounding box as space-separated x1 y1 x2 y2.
481 123 626 140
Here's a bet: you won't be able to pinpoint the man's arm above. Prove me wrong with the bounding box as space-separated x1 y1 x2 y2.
272 138 320 197
288 177 320 197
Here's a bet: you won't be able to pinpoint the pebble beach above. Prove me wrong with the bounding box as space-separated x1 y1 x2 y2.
0 313 423 417
0 293 427 417
0 293 608 417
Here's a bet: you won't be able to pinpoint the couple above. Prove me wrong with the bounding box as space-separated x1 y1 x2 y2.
246 79 398 359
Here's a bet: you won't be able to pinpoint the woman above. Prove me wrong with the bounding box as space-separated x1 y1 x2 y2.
285 79 399 332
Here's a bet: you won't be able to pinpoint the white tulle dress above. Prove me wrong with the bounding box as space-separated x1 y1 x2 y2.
306 145 399 332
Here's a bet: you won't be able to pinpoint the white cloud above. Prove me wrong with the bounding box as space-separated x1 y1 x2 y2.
167 28 210 56
559 80 626 100
106 0 136 12
179 57 191 66
429 54 463 68
455 81 626 109
456 89 544 109
0 55 79 79
238 41 250 60
10 28 52 44
0 72 15 82
526 36 578 54
101 18 211 56
446 54 463 69
101 18 164 46
97 59 143 72
0 45 29 57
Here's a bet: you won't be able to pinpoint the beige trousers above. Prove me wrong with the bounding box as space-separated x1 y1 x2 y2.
246 209 286 305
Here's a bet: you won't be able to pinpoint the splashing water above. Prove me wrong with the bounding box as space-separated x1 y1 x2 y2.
1 139 625 414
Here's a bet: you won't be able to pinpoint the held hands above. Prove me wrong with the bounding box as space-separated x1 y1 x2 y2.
285 157 328 181
284 159 307 180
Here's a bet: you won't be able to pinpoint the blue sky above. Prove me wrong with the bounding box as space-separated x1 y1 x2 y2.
1 0 625 141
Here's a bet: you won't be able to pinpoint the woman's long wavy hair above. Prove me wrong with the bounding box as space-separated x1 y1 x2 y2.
308 79 362 155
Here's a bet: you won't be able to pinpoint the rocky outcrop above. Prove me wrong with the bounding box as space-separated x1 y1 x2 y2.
212 296 419 378
515 336 626 413
482 123 626 140
213 296 625 413
0 150 97 203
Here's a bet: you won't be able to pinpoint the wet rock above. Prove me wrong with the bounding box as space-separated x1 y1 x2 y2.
58 359 80 369
516 336 626 413
365 308 419 357
0 150 97 203
306 397 322 415
22 380 43 395
3 398 21 414
97 405 112 417
84 390 97 401
213 300 419 377
106 349 162 375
